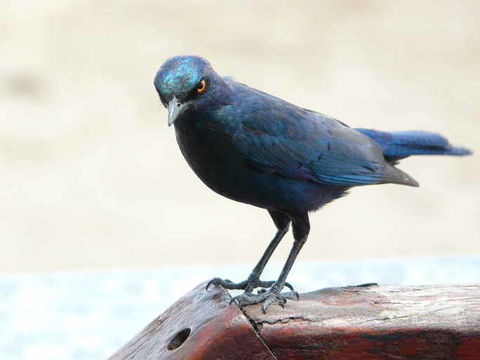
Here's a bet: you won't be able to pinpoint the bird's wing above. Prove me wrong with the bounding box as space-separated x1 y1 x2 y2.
235 105 401 187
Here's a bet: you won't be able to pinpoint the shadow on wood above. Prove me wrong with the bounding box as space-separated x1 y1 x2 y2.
108 283 480 360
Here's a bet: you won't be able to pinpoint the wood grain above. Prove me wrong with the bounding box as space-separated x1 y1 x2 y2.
109 283 480 360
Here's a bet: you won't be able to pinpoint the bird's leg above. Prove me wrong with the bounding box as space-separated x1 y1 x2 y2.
232 212 310 313
207 211 293 293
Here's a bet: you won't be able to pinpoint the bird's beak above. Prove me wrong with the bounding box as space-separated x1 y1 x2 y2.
167 96 185 126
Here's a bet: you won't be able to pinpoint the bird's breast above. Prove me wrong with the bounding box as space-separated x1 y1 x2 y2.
173 115 248 200
171 110 346 213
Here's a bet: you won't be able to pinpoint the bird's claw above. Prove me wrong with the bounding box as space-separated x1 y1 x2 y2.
206 278 242 291
207 277 295 293
231 288 299 313
353 282 378 288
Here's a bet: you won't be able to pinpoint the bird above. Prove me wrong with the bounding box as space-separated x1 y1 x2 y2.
153 55 472 313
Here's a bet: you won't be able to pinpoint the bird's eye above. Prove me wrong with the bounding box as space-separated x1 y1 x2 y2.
197 79 206 93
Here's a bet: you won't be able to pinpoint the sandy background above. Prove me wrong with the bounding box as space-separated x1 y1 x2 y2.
0 0 478 273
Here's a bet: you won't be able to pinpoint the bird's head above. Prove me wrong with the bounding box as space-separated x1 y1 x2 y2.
154 55 223 126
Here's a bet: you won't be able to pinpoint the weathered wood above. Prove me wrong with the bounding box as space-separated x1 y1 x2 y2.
108 283 275 360
245 284 480 360
109 283 480 360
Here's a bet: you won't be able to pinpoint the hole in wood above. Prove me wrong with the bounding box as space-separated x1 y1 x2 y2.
167 328 191 350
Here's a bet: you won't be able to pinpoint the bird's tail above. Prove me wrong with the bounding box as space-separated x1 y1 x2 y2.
355 128 472 163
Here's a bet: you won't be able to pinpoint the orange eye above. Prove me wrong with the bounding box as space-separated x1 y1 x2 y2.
197 79 206 93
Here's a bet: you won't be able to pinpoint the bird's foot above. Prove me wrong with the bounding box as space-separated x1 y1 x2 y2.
206 277 294 294
231 285 299 313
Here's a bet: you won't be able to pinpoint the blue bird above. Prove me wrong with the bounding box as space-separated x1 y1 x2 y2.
154 55 472 312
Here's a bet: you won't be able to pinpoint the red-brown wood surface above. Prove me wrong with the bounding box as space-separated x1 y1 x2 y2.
108 283 275 360
109 283 480 360
245 284 480 360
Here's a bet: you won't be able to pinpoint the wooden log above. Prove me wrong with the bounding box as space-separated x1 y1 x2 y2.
108 283 275 360
108 283 480 360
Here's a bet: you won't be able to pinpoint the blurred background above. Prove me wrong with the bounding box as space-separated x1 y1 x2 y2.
0 0 478 273
0 0 479 358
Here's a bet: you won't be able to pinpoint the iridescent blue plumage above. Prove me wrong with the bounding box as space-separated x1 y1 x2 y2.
354 128 472 162
154 55 472 312
154 55 210 101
